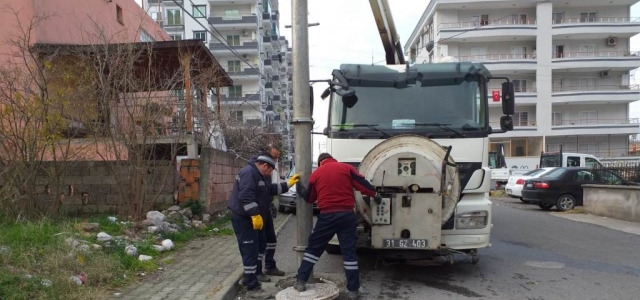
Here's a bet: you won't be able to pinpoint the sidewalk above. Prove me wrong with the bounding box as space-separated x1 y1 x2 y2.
115 213 292 300
551 212 640 236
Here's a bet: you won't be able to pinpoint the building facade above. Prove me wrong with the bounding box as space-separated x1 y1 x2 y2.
142 0 294 155
404 0 640 159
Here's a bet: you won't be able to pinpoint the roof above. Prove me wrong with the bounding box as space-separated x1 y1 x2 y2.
31 39 233 90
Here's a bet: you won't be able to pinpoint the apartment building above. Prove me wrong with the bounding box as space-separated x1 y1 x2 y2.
142 0 294 154
404 0 640 159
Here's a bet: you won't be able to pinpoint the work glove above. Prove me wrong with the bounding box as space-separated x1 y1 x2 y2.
270 202 278 219
251 214 264 230
288 173 301 188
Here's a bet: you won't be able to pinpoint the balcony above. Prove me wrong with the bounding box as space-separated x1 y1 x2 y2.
489 121 537 138
262 13 272 29
550 118 640 136
552 51 640 71
552 17 640 39
265 81 273 92
552 85 640 104
264 58 272 71
226 68 261 79
271 35 280 47
457 53 536 71
438 19 536 42
244 117 262 126
488 87 537 107
207 14 257 29
272 95 281 106
220 92 261 105
209 41 258 55
263 36 273 51
274 115 282 123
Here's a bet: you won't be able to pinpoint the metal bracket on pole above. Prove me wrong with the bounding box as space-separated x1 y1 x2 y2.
291 118 314 124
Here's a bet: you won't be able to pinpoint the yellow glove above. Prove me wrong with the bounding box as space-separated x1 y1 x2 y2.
288 174 301 188
251 215 264 230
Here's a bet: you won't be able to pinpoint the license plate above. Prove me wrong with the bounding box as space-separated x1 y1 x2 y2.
526 183 533 188
506 189 512 193
383 239 428 248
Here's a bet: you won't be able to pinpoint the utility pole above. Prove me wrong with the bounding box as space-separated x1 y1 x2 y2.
291 0 313 269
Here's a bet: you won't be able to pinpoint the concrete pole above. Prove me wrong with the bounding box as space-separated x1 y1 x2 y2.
291 0 313 269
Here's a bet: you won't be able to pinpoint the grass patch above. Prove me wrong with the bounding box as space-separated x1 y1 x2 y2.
559 207 587 214
0 214 233 300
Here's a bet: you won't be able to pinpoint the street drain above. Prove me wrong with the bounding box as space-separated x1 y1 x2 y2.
525 261 566 269
276 283 339 300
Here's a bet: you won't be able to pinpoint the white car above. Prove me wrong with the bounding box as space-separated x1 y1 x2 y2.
505 168 556 201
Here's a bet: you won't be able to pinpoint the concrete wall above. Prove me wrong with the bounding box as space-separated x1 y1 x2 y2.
583 184 640 223
31 161 176 215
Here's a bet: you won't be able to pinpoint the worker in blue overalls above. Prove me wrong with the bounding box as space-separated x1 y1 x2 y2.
228 153 300 299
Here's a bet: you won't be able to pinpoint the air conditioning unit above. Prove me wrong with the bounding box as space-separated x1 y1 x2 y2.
600 70 610 78
607 37 618 47
241 30 248 36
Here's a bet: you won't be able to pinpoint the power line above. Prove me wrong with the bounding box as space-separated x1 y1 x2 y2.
169 0 269 80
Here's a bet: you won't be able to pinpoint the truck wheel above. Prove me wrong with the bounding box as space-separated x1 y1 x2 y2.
538 203 554 211
556 194 576 212
325 244 342 255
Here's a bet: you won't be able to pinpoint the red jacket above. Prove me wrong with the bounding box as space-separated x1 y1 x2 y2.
301 158 376 213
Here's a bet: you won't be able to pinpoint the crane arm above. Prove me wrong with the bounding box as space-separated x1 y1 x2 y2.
369 0 406 65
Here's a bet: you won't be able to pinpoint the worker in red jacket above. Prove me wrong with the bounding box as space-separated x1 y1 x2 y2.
294 153 378 300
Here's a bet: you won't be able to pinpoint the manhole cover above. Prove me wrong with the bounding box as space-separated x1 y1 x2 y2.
276 283 340 300
525 261 565 269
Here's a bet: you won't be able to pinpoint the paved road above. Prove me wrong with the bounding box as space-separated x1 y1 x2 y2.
271 198 640 300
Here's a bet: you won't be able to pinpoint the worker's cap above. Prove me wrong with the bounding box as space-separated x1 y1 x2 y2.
317 153 333 164
256 155 277 169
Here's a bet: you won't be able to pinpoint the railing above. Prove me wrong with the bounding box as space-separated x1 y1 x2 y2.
439 19 536 29
552 118 639 126
263 36 271 43
164 18 183 26
553 17 640 24
265 82 273 89
490 121 536 127
265 105 274 111
221 92 261 101
553 51 640 59
552 85 640 93
488 86 537 93
457 53 535 61
209 13 256 21
244 117 262 126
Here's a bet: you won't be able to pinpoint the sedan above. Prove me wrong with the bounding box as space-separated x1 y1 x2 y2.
522 167 638 212
505 167 556 201
277 184 319 214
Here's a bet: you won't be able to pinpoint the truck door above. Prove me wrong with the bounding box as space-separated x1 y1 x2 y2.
566 156 580 167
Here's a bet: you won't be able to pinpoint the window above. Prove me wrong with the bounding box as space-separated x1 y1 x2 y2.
193 31 207 41
513 112 529 126
579 111 597 125
470 15 489 26
140 30 154 42
227 35 240 46
511 14 527 25
116 5 123 25
546 144 561 153
579 44 597 57
580 12 597 23
513 80 527 92
579 78 597 91
552 12 564 24
166 9 181 25
585 157 601 168
511 46 527 59
169 34 182 41
554 45 564 58
231 110 243 122
515 146 525 156
193 5 206 18
579 143 598 155
229 86 242 98
224 9 241 20
567 156 580 167
470 47 487 61
552 112 563 126
228 61 241 72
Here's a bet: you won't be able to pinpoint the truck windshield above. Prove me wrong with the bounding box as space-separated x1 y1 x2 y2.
329 79 486 136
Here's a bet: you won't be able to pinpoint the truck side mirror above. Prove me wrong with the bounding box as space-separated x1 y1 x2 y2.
500 115 514 131
501 82 515 115
309 85 314 116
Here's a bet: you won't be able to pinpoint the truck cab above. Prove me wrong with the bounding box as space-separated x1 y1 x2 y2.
540 147 602 169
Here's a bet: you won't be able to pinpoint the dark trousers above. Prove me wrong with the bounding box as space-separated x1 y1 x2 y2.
231 214 260 290
296 211 360 292
264 213 278 270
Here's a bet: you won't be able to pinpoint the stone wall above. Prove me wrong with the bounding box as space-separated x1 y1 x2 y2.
33 161 176 215
583 184 640 223
198 147 246 213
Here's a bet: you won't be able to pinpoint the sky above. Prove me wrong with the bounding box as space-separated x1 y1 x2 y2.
135 0 640 159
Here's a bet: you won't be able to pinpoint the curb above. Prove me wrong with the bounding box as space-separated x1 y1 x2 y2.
212 213 293 300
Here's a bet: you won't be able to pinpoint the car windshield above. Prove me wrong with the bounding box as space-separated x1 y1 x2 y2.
523 169 546 176
541 168 567 178
329 78 486 134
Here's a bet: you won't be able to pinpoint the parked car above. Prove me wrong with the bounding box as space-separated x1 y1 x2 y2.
505 167 556 202
278 166 319 214
521 167 639 212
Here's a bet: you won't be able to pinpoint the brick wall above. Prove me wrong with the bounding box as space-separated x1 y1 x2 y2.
198 147 246 213
32 161 175 215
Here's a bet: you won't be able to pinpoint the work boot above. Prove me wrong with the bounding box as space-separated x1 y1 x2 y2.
246 287 271 299
264 267 285 276
256 274 271 282
347 290 360 300
294 279 306 292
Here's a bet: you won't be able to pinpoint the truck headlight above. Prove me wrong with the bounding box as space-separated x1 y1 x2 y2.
456 211 488 229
